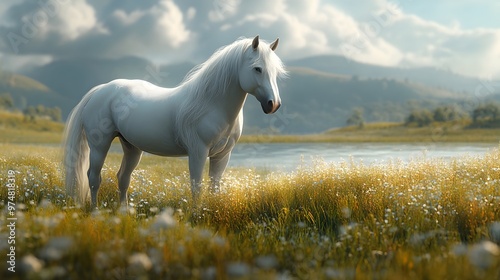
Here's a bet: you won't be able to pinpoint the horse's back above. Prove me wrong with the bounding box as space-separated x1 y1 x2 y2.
105 79 171 97
81 79 185 155
84 79 176 113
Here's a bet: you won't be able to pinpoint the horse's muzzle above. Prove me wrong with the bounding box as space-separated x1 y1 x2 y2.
261 99 281 114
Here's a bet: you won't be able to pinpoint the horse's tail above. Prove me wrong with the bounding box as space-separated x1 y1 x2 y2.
63 87 99 204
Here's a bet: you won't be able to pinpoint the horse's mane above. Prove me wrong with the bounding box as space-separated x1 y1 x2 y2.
175 37 286 149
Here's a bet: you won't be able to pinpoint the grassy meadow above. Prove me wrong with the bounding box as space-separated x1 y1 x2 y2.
1 143 500 279
241 122 500 143
0 111 64 144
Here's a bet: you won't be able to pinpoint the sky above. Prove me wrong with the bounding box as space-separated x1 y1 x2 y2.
0 0 499 79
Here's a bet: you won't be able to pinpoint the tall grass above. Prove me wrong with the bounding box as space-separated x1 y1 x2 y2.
1 144 500 279
0 111 64 143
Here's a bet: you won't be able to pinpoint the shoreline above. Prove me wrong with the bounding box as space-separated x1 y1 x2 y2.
2 122 500 144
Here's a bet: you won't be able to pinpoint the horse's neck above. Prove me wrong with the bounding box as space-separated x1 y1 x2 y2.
215 81 247 122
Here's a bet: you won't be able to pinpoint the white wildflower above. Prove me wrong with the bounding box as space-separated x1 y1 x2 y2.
148 248 163 274
128 253 152 274
40 247 63 262
110 216 121 225
20 255 43 273
342 207 351 219
94 252 110 270
138 227 150 237
199 229 212 239
151 208 176 231
203 266 217 280
119 205 137 216
324 267 342 279
39 237 73 261
91 209 104 220
371 250 387 259
489 222 500 244
227 262 250 277
39 199 53 209
213 236 226 247
468 240 500 269
255 255 278 270
451 243 468 257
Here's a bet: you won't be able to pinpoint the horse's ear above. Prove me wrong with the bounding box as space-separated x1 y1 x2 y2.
252 35 259 50
270 38 279 51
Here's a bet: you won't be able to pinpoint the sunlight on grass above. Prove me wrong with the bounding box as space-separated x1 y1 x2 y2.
1 144 500 279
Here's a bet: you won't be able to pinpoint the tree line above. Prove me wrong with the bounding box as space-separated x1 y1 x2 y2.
346 102 500 129
0 93 61 122
405 103 500 128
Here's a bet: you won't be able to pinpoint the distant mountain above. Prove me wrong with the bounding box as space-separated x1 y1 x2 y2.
18 55 487 133
25 56 153 101
288 55 499 94
24 57 196 115
242 66 466 133
0 71 71 111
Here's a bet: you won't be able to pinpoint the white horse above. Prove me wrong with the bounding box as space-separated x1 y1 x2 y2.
63 36 286 208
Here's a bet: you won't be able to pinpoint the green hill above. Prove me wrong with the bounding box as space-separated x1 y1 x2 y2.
0 71 51 92
0 71 72 111
243 66 466 133
288 55 500 94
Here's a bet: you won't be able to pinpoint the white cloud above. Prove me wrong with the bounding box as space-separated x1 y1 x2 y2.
0 0 101 54
0 0 499 78
0 0 191 60
154 0 190 48
93 0 190 56
208 0 241 22
47 0 98 41
111 9 145 26
186 7 196 21
0 53 52 72
376 12 500 78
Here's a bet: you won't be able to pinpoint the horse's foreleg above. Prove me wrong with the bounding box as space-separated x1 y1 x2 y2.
117 138 143 207
188 149 209 203
209 152 231 193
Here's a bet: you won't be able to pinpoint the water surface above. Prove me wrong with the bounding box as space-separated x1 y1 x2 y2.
228 143 497 171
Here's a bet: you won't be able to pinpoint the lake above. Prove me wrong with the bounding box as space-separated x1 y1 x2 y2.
105 142 498 171
227 143 498 171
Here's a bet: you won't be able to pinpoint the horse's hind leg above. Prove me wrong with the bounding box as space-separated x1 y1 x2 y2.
88 139 112 209
117 137 143 206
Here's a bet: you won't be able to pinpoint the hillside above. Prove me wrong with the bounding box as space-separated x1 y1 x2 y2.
0 71 72 112
24 56 154 101
323 122 500 143
243 66 466 133
24 57 194 116
288 55 500 94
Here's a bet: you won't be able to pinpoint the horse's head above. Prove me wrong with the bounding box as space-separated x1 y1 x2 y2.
239 35 286 114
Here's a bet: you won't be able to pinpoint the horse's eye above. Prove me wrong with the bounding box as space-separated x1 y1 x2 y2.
254 67 262 73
